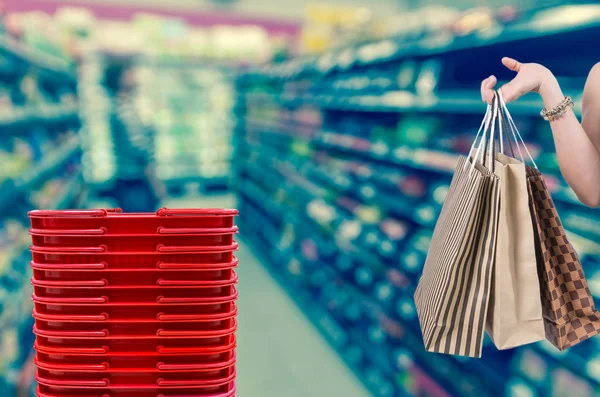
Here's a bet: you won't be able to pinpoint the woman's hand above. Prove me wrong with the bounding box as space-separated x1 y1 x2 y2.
480 57 558 103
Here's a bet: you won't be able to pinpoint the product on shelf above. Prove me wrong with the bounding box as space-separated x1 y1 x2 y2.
235 4 600 393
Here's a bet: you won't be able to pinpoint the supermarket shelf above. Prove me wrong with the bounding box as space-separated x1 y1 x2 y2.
0 34 75 79
244 91 582 117
16 138 80 188
0 104 79 132
238 189 502 397
253 5 600 78
0 139 81 213
239 222 411 397
53 171 85 210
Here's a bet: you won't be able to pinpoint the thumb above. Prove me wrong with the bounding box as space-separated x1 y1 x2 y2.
502 57 522 72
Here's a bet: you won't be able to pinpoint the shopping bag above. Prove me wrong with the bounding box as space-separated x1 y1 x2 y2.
526 166 600 350
485 151 544 349
496 90 600 350
414 103 500 358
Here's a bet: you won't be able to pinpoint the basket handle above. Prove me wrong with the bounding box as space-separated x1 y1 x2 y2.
157 226 238 234
156 306 236 321
36 386 110 397
31 245 107 253
34 341 109 355
30 227 107 235
157 242 238 253
31 261 107 270
156 355 235 371
32 278 108 287
32 294 108 304
33 310 108 322
157 321 236 337
35 374 109 387
29 209 121 218
33 326 109 338
156 208 238 217
35 358 109 371
156 273 237 287
156 374 234 387
156 257 238 270
156 340 236 354
157 287 237 304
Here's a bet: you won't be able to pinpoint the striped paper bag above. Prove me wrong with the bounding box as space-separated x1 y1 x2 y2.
414 156 500 357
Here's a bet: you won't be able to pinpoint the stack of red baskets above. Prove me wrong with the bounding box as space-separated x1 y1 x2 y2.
27 208 239 397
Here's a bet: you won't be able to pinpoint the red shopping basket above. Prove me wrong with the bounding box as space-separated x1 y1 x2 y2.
37 384 236 397
35 344 235 368
31 270 237 288
36 368 236 390
33 291 237 320
32 272 237 303
35 352 235 373
35 332 237 355
30 244 238 269
31 260 238 286
29 208 238 233
30 227 238 251
30 208 239 395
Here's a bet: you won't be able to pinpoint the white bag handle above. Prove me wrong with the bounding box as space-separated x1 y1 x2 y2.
497 90 538 169
467 93 499 174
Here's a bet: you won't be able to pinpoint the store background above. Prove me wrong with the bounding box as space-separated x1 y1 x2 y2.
0 0 599 396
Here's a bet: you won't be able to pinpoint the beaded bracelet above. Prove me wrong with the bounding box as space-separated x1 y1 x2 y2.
540 96 574 121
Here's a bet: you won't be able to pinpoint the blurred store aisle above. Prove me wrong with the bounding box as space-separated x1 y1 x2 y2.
163 195 371 397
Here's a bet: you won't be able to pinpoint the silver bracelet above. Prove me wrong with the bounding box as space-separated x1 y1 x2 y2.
540 96 574 121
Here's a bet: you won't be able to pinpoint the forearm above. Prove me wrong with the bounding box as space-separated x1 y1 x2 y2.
540 78 600 207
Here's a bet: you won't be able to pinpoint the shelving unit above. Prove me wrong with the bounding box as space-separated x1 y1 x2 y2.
136 59 235 194
235 4 600 397
0 32 84 397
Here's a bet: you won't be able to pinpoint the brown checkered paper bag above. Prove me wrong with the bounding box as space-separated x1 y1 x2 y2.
526 167 600 350
414 103 500 358
497 91 600 350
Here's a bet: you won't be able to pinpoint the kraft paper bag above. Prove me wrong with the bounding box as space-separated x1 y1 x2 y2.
485 152 544 349
415 156 500 357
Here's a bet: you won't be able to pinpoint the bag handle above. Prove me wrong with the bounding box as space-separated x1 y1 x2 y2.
497 89 538 168
468 94 499 174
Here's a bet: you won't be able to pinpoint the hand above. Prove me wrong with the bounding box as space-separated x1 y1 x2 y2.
481 57 557 104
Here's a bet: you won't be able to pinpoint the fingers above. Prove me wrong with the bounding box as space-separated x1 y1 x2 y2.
499 75 528 103
502 57 521 72
480 75 497 104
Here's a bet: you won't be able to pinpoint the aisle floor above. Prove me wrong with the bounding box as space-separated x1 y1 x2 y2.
163 195 371 397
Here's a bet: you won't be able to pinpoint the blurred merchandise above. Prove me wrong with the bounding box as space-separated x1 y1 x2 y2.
0 1 600 397
236 2 600 396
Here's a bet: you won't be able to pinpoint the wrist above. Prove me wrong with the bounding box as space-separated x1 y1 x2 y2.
539 72 564 108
